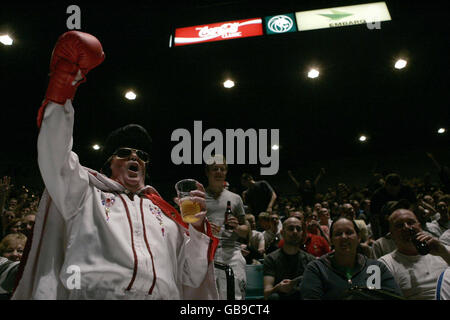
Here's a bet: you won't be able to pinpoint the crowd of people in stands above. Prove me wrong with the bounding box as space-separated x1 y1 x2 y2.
1 151 449 300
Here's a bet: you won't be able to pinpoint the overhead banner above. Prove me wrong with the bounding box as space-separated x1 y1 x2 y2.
174 18 263 46
295 2 391 31
264 13 297 34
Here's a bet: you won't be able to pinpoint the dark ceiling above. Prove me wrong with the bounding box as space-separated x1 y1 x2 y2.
1 0 449 195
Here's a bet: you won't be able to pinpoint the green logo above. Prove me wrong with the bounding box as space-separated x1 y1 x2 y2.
318 9 353 20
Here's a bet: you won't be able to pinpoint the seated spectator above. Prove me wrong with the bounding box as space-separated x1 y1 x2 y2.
370 173 417 239
0 233 27 262
241 213 265 264
300 217 402 299
370 201 408 259
340 203 370 244
263 217 315 300
259 212 281 255
302 212 331 258
436 201 449 234
305 211 330 243
318 207 332 230
411 203 442 238
379 209 450 299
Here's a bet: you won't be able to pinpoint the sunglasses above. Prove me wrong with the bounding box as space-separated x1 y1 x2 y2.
113 148 150 163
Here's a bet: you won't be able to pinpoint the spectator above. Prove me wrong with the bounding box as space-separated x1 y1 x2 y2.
302 212 331 258
241 173 277 215
370 201 408 259
340 203 369 244
305 211 330 243
370 173 417 239
245 214 265 260
263 217 315 300
300 217 402 299
379 209 450 299
205 155 248 300
318 207 332 230
288 169 325 207
411 203 442 238
436 201 449 234
21 213 36 238
4 219 22 236
0 233 27 262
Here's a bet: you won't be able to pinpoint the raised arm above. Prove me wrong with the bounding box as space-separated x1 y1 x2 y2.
36 31 104 219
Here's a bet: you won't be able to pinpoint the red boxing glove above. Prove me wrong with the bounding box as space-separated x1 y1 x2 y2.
37 31 105 128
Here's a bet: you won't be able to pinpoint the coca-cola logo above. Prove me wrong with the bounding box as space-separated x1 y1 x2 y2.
196 23 242 39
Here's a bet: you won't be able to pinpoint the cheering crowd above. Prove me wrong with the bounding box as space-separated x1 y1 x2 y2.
1 153 449 300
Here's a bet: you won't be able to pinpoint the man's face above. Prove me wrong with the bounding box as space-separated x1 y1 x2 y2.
22 214 36 236
423 195 434 207
206 163 227 186
281 218 303 247
341 204 355 220
8 199 17 210
318 208 330 224
437 202 448 217
389 209 421 249
4 211 15 224
110 148 146 192
314 203 322 212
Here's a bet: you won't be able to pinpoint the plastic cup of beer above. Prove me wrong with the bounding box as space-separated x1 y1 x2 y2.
175 179 201 223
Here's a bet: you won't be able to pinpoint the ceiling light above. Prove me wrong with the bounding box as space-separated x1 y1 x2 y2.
308 69 319 79
0 35 13 46
125 91 137 100
394 59 407 69
223 80 235 88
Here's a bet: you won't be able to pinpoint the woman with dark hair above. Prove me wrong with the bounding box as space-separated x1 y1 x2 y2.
299 217 403 299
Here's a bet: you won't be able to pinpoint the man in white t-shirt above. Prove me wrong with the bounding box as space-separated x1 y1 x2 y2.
379 209 450 299
205 155 249 299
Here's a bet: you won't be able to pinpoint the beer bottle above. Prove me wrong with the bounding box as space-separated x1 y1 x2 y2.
224 201 233 230
408 228 430 255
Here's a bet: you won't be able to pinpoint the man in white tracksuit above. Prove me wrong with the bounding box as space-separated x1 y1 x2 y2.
12 31 219 299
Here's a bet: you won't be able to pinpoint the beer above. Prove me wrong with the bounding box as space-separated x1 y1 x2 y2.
180 198 201 223
408 227 430 255
224 201 233 230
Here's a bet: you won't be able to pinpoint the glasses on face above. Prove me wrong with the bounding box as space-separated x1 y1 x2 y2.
113 148 149 163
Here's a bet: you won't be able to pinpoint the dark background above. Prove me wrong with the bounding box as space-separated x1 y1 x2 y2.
0 0 449 199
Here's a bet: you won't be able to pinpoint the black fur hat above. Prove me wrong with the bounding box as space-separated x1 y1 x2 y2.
101 124 152 177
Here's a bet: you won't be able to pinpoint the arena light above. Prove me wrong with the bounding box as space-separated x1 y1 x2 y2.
359 135 367 142
271 144 280 150
0 34 13 45
394 59 407 69
438 128 446 134
223 79 235 88
92 144 101 150
308 68 319 79
125 91 137 100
